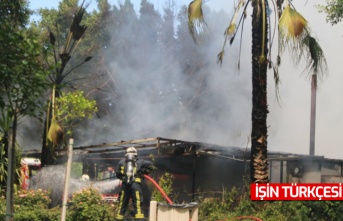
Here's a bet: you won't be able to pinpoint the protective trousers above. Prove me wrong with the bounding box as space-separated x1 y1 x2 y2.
115 182 144 221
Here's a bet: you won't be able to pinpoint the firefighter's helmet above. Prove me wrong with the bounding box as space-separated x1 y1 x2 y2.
126 147 137 156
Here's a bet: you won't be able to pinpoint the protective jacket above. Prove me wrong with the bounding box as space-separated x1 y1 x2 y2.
116 158 153 184
115 158 153 221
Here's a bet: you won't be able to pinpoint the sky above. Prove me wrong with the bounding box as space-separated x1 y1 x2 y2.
26 0 343 160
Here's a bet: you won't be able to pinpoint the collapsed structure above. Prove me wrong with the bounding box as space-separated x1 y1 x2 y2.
22 137 343 203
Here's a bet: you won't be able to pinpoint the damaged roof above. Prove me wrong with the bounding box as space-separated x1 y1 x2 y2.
22 136 343 163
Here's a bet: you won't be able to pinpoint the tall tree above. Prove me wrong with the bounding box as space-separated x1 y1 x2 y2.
0 0 49 219
188 0 327 183
28 0 125 166
138 0 162 69
29 0 96 166
317 0 343 25
160 0 177 53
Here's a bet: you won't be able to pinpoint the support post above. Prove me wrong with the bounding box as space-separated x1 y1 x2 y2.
149 201 157 221
61 138 73 221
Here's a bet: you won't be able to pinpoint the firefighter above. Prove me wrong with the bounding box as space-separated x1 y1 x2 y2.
108 166 115 178
115 147 154 221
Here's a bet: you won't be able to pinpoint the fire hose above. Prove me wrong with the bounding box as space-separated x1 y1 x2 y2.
143 175 261 221
143 174 173 205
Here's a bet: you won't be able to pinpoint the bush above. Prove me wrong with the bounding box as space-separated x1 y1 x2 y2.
197 185 343 221
1 184 343 220
0 189 60 221
67 187 116 221
0 187 116 221
13 207 61 221
150 172 174 203
14 189 51 209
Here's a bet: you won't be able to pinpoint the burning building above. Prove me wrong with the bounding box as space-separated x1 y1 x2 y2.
22 137 343 203
54 137 250 203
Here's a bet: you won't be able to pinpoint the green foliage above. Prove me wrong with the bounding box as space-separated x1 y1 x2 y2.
13 207 61 221
57 90 97 121
0 0 30 28
317 0 343 25
0 27 49 117
0 187 116 221
197 185 343 221
67 187 116 221
0 2 49 116
198 187 247 220
0 195 5 217
0 143 8 191
151 172 173 203
56 90 97 135
0 2 50 195
0 132 24 193
0 189 60 221
0 183 343 220
14 189 51 209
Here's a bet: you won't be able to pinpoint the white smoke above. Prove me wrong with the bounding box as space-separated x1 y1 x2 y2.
74 3 254 150
22 0 343 161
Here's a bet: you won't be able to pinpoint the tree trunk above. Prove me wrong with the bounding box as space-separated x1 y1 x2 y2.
250 1 269 183
41 98 57 167
41 111 56 167
5 114 17 221
309 74 317 155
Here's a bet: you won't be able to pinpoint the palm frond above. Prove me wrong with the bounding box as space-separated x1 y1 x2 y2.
0 109 12 133
302 34 328 79
47 118 64 145
278 5 309 68
278 5 308 53
225 23 236 37
260 0 267 63
269 0 278 68
188 0 208 43
47 85 64 145
64 0 88 55
218 0 248 65
217 50 225 65
227 0 246 37
279 5 327 81
224 0 247 44
70 3 87 41
272 63 281 103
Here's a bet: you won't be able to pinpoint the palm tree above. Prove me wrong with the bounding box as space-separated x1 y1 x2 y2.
188 0 327 183
40 1 93 166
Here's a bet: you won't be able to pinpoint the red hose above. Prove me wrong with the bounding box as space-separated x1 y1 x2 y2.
144 174 173 205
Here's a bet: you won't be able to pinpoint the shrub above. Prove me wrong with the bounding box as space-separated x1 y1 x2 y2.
150 172 174 203
14 189 51 209
13 207 61 221
67 187 116 221
1 183 343 220
0 189 60 221
197 185 343 221
0 187 116 221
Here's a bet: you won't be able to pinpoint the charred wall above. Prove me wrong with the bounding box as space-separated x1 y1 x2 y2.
83 148 249 203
